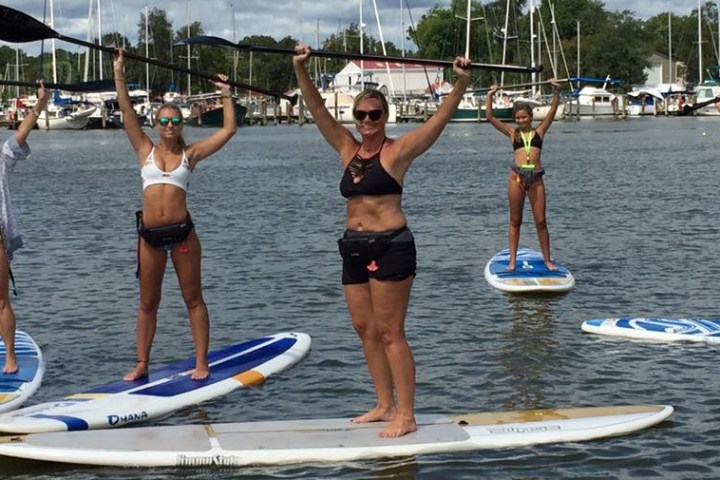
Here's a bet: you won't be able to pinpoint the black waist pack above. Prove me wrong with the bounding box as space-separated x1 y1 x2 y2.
337 227 407 262
136 210 194 248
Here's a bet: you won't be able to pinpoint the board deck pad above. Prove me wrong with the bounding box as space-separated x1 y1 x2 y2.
0 332 310 433
484 248 574 292
582 318 720 343
0 331 44 414
0 405 673 467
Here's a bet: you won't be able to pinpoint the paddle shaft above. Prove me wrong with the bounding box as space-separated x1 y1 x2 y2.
466 78 569 94
51 35 292 101
0 79 114 93
229 43 542 74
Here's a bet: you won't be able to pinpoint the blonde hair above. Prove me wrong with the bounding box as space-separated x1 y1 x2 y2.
352 90 389 115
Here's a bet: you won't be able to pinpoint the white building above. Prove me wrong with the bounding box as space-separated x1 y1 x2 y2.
328 60 445 97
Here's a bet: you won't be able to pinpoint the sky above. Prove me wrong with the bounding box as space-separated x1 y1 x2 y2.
0 0 706 57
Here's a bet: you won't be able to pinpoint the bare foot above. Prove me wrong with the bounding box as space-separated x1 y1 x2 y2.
506 261 516 271
2 357 18 374
123 360 148 381
379 415 417 438
190 364 210 380
351 405 395 424
545 261 558 271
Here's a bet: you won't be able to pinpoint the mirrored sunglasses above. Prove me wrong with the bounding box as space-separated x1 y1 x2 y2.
158 116 183 126
353 109 383 121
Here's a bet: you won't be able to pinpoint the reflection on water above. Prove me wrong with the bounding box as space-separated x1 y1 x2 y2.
500 294 560 410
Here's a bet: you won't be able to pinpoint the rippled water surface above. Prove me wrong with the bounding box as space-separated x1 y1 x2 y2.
1 116 719 479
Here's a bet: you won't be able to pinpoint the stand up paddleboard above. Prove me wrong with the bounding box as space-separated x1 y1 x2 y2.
0 332 310 434
0 331 44 414
582 318 720 344
0 404 672 467
484 248 574 293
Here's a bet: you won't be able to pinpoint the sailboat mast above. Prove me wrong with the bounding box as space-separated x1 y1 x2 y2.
465 0 471 58
97 0 103 79
668 11 673 84
500 0 511 87
530 0 536 96
401 0 406 102
84 0 92 82
50 0 58 83
371 0 395 96
186 1 191 96
145 6 150 95
360 0 365 90
698 0 703 84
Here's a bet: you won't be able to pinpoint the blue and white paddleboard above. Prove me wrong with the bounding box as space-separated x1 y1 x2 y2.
0 331 44 414
582 317 720 344
0 332 311 434
0 405 673 467
484 248 575 293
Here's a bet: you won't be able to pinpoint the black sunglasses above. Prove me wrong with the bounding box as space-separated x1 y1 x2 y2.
353 109 383 121
157 116 183 126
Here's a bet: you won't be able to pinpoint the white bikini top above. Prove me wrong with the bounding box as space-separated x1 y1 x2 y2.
141 147 191 192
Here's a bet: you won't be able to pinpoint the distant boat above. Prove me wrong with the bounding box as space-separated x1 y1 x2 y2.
564 76 625 117
185 95 247 127
34 92 95 130
693 77 720 116
451 93 513 122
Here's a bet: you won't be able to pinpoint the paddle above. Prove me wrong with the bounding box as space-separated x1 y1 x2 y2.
461 78 570 95
0 79 115 92
181 35 543 74
0 5 295 102
675 95 720 116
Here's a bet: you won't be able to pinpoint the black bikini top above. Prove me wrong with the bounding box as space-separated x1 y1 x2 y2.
512 129 543 151
340 140 403 198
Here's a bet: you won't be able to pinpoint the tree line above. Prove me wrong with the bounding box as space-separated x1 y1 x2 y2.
1 0 719 102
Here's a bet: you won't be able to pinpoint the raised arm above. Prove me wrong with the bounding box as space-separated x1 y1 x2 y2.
292 45 356 156
485 85 513 137
113 49 152 161
535 78 562 135
186 75 238 166
391 57 471 163
14 81 50 146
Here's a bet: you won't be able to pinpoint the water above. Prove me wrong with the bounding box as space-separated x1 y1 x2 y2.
1 116 720 479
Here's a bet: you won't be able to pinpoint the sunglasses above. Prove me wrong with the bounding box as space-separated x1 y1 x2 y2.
157 116 183 126
353 109 383 121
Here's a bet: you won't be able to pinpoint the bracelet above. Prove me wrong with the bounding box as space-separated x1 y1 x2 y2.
114 78 126 82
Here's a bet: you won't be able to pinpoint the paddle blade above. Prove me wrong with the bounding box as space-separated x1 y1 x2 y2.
0 5 57 42
181 35 237 48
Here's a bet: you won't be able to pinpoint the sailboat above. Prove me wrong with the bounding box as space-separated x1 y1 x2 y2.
691 0 720 116
35 91 96 130
307 0 398 124
450 0 515 122
35 0 95 130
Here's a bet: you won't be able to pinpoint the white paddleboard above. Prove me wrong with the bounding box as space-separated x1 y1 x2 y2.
0 405 673 467
0 332 310 434
484 248 575 293
0 331 44 414
582 317 720 344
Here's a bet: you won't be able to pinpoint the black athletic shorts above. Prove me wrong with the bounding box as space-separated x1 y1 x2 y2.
338 227 416 285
